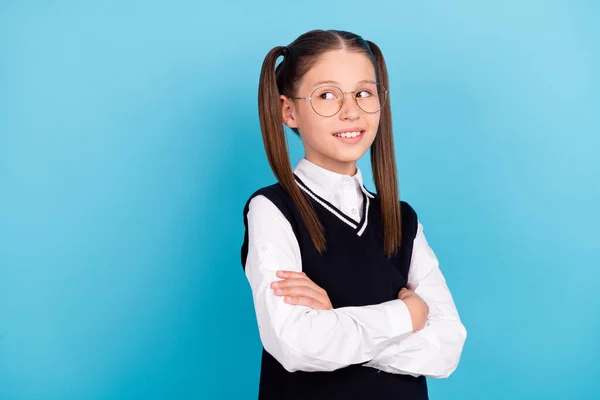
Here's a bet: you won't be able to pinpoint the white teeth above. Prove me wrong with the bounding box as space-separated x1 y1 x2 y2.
334 131 362 138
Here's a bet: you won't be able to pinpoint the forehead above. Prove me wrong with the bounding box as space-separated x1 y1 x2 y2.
301 50 376 89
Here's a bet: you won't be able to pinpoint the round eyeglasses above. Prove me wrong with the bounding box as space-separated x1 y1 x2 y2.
288 82 388 117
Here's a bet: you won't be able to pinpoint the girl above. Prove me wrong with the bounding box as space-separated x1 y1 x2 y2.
241 29 466 400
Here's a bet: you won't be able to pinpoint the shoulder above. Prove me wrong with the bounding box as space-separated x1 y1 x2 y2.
240 184 301 270
365 188 418 221
400 200 419 239
243 182 297 226
364 188 418 223
366 189 419 238
243 182 286 212
400 200 418 222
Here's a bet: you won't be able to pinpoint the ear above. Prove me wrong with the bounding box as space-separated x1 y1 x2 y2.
280 95 299 129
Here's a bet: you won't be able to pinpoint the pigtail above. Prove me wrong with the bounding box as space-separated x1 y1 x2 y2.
257 46 326 254
366 40 402 257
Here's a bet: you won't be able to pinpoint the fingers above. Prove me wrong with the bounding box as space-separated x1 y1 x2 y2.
400 290 429 332
283 295 331 310
273 284 325 301
398 287 411 300
276 270 306 279
273 271 326 295
271 278 312 289
272 270 332 310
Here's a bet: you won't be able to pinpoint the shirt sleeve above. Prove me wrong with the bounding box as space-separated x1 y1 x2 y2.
362 221 467 378
244 194 414 373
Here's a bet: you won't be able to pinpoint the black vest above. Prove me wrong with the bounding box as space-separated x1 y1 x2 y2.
241 175 428 400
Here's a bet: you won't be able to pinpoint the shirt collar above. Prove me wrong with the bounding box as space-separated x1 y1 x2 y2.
293 158 373 203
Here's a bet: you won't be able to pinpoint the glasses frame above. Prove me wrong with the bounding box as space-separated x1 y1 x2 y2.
288 83 389 117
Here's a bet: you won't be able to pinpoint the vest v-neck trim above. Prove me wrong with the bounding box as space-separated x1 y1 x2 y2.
293 174 370 237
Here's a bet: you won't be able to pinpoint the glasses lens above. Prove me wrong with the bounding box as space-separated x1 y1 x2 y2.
356 83 387 113
310 86 344 117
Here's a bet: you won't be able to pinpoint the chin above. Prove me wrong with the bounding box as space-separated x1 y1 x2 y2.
335 148 369 162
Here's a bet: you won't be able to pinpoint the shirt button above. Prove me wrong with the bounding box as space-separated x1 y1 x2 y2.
261 244 267 252
351 208 358 215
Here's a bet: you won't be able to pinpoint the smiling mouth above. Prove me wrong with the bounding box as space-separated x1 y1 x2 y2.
332 130 364 138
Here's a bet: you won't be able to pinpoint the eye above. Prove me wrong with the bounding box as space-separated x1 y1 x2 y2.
319 91 337 100
356 89 373 98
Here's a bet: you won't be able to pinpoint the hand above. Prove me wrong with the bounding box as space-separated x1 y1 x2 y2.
271 270 333 310
398 286 429 332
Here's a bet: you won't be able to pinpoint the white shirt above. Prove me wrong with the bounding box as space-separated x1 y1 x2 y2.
244 158 467 377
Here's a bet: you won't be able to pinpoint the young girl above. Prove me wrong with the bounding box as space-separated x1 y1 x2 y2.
241 29 466 400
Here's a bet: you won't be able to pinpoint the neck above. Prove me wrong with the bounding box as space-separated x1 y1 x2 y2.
304 155 357 176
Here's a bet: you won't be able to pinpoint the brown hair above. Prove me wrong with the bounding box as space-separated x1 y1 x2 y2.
257 29 402 257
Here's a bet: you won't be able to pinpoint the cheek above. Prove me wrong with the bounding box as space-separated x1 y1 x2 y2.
299 111 331 137
368 113 381 129
365 114 381 143
295 104 318 129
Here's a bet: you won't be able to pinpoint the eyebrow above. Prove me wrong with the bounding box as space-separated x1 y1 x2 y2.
312 79 377 88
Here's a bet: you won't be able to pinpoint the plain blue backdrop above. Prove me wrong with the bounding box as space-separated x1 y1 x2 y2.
1 1 599 399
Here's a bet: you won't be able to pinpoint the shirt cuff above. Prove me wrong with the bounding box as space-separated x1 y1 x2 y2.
381 299 413 338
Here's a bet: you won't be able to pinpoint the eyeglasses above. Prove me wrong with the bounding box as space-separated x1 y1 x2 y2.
288 82 388 117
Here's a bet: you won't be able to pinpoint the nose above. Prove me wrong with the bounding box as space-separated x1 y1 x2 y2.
338 92 360 120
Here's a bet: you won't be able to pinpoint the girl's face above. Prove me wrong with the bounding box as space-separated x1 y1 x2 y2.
281 50 381 175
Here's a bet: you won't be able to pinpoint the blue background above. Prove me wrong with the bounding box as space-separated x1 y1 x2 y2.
1 1 598 399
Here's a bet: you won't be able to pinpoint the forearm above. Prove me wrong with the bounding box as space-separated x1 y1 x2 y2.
246 195 414 372
363 221 467 378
